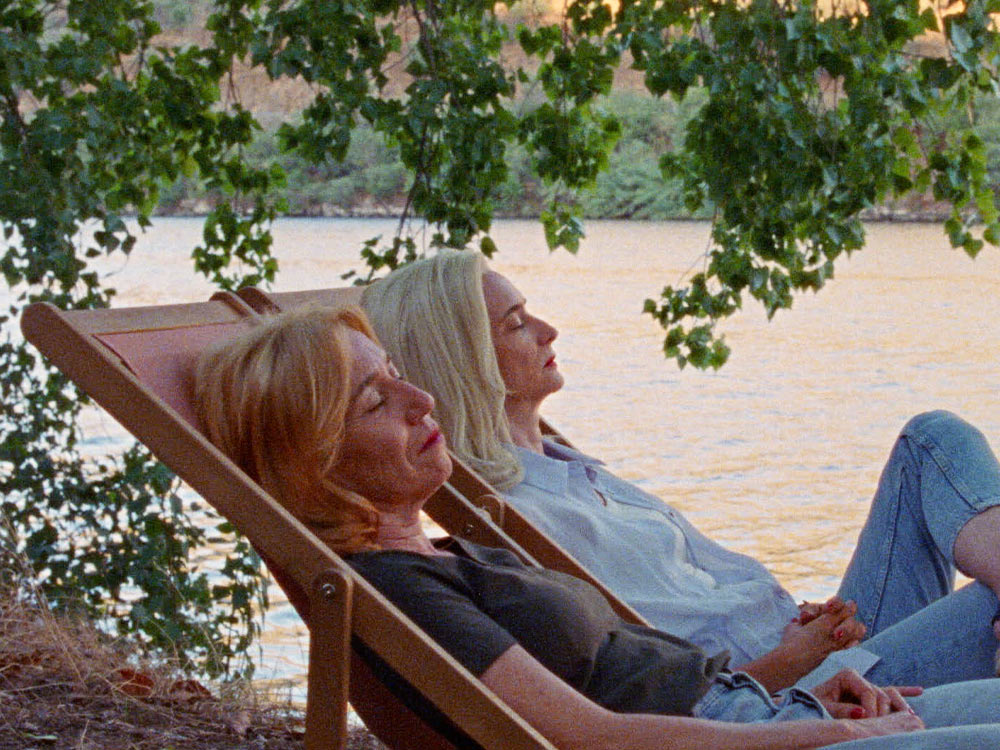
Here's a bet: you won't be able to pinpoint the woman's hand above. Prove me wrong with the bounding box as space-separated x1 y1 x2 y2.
738 598 868 692
781 596 867 657
838 711 926 742
797 596 860 626
796 599 826 626
793 597 865 637
836 712 926 744
811 668 923 719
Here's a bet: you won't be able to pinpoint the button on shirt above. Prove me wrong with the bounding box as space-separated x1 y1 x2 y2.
505 439 878 678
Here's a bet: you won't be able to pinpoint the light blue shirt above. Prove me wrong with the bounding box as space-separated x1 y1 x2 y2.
506 439 879 680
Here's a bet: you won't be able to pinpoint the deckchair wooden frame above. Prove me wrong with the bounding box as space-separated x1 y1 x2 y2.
237 286 647 628
20 293 555 750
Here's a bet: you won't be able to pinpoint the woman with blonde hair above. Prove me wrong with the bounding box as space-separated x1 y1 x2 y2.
362 251 523 490
193 302 1000 750
361 250 1000 694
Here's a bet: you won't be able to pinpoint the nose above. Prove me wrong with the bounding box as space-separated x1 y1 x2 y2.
402 380 435 423
536 316 558 345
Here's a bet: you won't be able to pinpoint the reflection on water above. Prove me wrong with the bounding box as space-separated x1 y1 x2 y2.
71 217 1000 694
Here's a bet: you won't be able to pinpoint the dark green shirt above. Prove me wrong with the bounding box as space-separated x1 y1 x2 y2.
347 537 728 716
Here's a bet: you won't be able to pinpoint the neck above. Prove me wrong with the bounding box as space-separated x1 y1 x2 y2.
505 398 544 454
374 506 442 555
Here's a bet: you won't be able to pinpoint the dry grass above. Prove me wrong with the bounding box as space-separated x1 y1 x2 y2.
0 584 384 749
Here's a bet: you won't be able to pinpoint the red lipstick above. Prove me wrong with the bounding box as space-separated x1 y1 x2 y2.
420 429 442 452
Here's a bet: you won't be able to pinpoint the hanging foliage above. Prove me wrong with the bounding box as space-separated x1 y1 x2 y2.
3 0 999 673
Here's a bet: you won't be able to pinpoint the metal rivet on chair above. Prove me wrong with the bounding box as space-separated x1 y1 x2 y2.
321 582 339 600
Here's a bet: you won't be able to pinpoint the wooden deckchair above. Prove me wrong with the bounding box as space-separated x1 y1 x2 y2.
20 293 557 750
236 286 646 627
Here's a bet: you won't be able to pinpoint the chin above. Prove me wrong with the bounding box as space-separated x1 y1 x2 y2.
441 456 454 480
428 451 453 484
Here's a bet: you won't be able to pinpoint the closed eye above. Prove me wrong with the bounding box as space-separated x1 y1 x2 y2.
355 385 385 415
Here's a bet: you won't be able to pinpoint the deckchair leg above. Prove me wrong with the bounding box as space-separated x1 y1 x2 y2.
305 568 354 750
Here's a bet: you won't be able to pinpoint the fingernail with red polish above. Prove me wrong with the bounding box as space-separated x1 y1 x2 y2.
850 707 866 719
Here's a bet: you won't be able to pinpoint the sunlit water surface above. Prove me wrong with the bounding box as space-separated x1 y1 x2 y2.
54 217 1000 699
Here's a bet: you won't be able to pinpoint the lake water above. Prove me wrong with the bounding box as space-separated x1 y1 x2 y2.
45 217 1000 697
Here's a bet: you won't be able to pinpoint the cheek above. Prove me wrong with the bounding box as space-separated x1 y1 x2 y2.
334 451 398 499
331 438 385 493
495 342 529 388
329 453 365 494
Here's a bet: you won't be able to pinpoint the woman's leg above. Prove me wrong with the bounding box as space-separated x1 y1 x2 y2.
699 672 1000 749
954 508 1000 626
837 411 1000 637
859 582 998 686
826 726 1000 750
905 678 1000 728
829 675 1000 748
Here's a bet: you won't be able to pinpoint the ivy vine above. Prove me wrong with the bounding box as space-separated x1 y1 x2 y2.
3 0 1000 674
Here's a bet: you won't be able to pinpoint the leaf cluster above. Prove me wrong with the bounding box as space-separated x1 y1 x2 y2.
1 0 273 677
6 0 1000 679
621 0 1000 367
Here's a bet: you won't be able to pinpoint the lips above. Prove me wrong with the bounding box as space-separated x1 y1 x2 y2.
544 355 557 368
419 429 442 453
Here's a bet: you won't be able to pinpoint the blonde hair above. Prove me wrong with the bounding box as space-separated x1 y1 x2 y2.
194 305 380 554
361 251 523 490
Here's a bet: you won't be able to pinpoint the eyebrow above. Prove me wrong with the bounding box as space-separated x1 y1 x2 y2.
499 299 526 321
350 372 377 403
349 353 393 403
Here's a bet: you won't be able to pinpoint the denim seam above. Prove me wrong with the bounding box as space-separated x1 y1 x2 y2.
691 681 729 716
909 430 983 508
861 463 904 633
905 427 1000 558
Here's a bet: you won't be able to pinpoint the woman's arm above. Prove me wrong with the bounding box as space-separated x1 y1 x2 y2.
481 645 922 750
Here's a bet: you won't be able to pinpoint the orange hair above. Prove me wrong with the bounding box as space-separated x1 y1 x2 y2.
195 305 380 554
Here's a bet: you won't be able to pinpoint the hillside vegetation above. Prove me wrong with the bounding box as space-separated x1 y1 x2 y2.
151 0 994 221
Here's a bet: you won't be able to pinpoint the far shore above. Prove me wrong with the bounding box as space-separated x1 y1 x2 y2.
145 206 956 223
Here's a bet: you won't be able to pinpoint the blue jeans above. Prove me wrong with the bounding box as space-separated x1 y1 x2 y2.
695 671 1000 748
828 727 1000 749
830 679 1000 748
833 411 1000 687
691 412 1000 746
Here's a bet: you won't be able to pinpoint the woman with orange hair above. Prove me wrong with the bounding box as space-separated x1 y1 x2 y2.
194 303 1000 750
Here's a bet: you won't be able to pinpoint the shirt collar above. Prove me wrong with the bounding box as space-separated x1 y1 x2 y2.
540 438 605 466
511 438 604 495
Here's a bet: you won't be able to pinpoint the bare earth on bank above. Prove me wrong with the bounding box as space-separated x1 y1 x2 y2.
0 586 385 750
